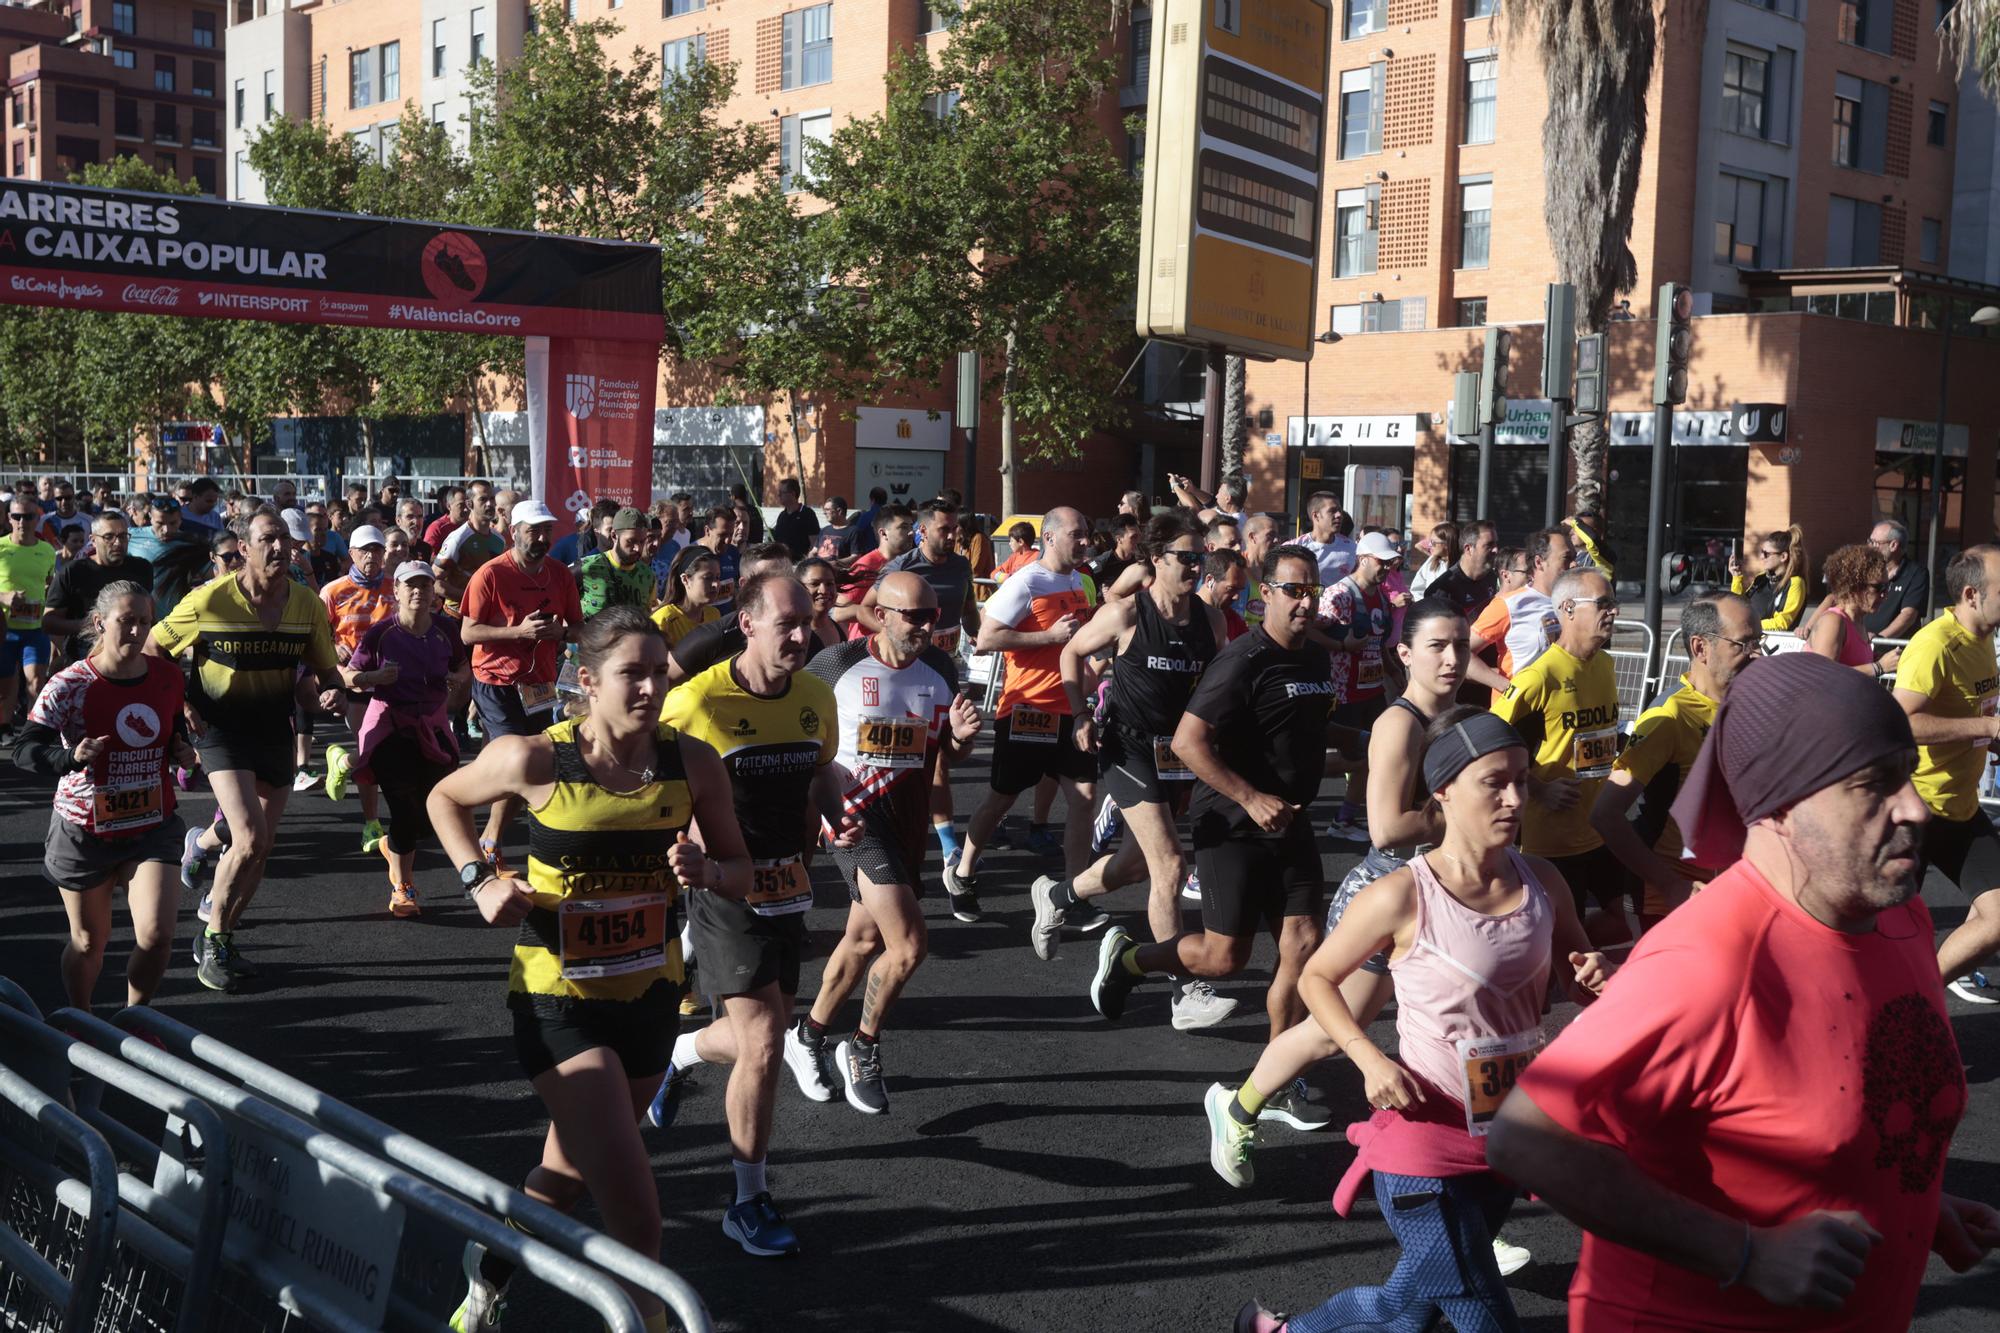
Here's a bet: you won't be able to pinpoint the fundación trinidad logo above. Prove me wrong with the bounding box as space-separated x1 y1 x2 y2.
566 373 598 422
420 232 488 306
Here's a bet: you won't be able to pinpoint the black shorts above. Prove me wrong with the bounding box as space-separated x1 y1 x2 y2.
989 712 1096 796
1098 725 1194 808
1920 809 2000 896
832 814 924 900
508 982 682 1082
1192 815 1324 939
195 724 295 789
688 890 804 997
471 681 558 739
43 813 187 889
1545 845 1636 916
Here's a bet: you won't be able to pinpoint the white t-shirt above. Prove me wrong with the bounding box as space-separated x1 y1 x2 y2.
1503 587 1560 675
1296 533 1357 586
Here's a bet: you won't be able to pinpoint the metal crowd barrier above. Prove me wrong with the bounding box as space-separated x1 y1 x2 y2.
1607 619 1657 724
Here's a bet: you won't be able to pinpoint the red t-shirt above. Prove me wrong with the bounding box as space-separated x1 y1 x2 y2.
460 553 581 686
1516 862 1965 1332
422 514 459 554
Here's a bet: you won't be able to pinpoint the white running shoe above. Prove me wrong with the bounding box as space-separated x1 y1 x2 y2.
447 1240 509 1331
291 768 319 794
1491 1234 1532 1277
1947 972 1999 1005
1171 979 1239 1030
783 1020 838 1102
1028 875 1066 961
1203 1082 1257 1189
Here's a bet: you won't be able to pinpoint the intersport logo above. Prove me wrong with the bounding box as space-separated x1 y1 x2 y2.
121 283 180 307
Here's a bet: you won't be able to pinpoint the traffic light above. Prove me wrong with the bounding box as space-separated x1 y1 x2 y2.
1573 333 1606 416
1542 283 1575 401
1654 282 1693 406
1479 326 1511 426
1452 371 1481 439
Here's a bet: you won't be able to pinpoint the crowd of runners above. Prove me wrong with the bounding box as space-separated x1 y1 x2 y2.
4 468 1998 1332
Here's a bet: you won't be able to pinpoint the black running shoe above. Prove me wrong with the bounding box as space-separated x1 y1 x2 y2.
835 1038 889 1114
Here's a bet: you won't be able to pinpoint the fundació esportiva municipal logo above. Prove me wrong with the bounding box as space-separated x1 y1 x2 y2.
565 373 598 421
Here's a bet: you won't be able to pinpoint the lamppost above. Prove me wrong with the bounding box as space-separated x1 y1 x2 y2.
1298 329 1341 517
1927 302 2000 611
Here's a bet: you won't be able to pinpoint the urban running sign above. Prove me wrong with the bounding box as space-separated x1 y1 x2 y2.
0 179 663 342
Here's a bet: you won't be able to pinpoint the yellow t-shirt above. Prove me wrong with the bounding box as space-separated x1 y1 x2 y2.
0 534 57 630
651 602 720 647
1491 641 1620 857
1897 610 1999 821
1613 676 1718 915
151 574 338 730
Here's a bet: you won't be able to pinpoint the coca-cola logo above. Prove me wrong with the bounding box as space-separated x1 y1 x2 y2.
121 283 180 307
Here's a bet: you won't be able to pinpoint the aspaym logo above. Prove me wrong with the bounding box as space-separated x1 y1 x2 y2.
565 373 598 421
114 702 162 748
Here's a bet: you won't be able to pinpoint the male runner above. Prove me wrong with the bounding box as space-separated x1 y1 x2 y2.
437 481 505 607
1490 566 1629 945
794 571 982 1112
1894 544 2000 1003
651 571 853 1256
319 525 397 851
664 544 805 683
1295 492 1356 586
576 507 656 618
947 507 1096 921
1319 531 1399 842
1039 513 1234 1027
1591 593 1759 931
1089 545 1334 1064
1467 525 1570 696
151 507 352 991
833 504 914 628
0 495 58 732
42 508 153 664
1429 518 1499 622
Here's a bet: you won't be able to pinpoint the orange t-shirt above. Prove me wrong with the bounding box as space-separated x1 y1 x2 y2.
984 561 1088 718
320 574 396 658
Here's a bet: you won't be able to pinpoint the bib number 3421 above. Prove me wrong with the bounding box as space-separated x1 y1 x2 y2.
1455 1030 1543 1137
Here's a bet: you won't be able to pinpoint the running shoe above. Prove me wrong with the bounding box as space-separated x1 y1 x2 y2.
388 883 421 918
174 765 195 791
1258 1077 1332 1132
1233 1299 1289 1333
361 818 386 854
988 818 1014 850
1025 823 1063 857
835 1038 889 1115
1171 980 1239 1031
1491 1234 1532 1277
324 743 354 802
1948 971 1999 1005
1204 1083 1257 1189
1090 926 1138 1020
644 1062 691 1129
1091 794 1125 858
179 826 213 892
1068 901 1112 933
1181 870 1202 902
291 768 320 794
1324 818 1368 845
722 1192 800 1257
784 1020 838 1102
1028 875 1067 960
467 714 484 741
196 936 238 993
447 1240 509 1332
195 892 213 926
940 859 982 923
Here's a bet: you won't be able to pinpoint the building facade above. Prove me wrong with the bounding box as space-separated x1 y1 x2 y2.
2 0 228 195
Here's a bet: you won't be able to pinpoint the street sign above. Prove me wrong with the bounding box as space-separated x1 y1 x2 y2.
1136 0 1332 362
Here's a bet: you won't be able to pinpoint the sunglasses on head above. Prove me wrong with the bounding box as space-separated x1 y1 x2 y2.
880 604 940 627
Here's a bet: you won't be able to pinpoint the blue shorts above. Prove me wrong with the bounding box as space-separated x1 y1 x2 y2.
0 627 52 676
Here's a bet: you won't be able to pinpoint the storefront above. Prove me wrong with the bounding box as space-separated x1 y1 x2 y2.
1284 414 1421 531
654 405 765 508
854 406 949 508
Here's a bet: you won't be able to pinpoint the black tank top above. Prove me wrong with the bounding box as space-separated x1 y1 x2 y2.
1108 592 1218 736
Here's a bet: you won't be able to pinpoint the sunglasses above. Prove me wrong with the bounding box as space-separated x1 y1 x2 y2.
1758 549 1782 558
880 604 941 627
217 551 245 566
7 513 32 522
1568 596 1620 616
1265 581 1322 601
1503 565 1529 575
1164 550 1204 569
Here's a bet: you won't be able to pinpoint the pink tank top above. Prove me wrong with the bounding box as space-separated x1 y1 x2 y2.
1389 850 1555 1127
1823 605 1874 669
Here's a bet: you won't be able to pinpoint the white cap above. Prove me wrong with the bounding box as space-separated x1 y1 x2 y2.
349 524 388 548
281 508 311 542
394 560 437 583
1356 531 1400 562
511 499 558 527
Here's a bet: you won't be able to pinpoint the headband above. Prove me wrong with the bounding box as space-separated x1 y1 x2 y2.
1422 713 1527 794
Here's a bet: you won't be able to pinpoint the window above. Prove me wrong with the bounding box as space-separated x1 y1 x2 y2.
193 155 217 194
54 88 98 125
1921 217 1942 264
1466 0 1496 16
1838 0 1891 53
154 56 177 93
1833 74 1887 172
1722 45 1768 139
155 103 180 143
1460 180 1492 269
1714 172 1767 267
1456 297 1487 327
783 5 833 90
194 11 217 48
434 19 448 78
233 79 244 127
1130 9 1150 96
112 2 136 35
1345 0 1385 40
351 49 373 108
470 7 488 65
1929 100 1949 147
194 61 216 99
1334 186 1377 277
1826 194 1884 265
668 0 707 14
1741 0 1796 12
116 97 138 138
1462 55 1496 144
263 70 275 120
1330 298 1425 334
1127 127 1145 179
1214 0 1241 34
381 42 400 101
1833 86 1859 167
233 150 246 196
779 110 832 191
111 48 134 70
193 109 218 147
1338 65 1383 159
923 89 962 121
432 102 447 125
10 144 21 177
54 135 97 169
379 120 400 161
662 33 706 80
918 3 949 32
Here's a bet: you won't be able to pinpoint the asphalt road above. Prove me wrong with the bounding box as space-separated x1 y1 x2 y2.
3 734 1998 1333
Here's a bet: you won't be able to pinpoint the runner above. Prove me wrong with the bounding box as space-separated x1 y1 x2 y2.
651 545 725 647
1466 526 1569 697
798 556 845 652
1892 544 2000 1004
437 481 506 607
948 507 1096 922
41 508 154 667
661 544 801 682
14 580 195 1008
1234 709 1612 1333
1590 593 1759 933
1805 542 1902 676
432 606 749 1333
1199 549 1250 640
1318 532 1400 843
1428 519 1498 623
1490 566 1631 946
791 571 980 1113
1205 599 1470 1189
459 499 583 868
832 504 915 631
347 561 469 918
149 507 351 993
1035 513 1232 1024
576 507 656 618
319 525 397 854
647 571 857 1257
0 494 58 733
1089 545 1335 1047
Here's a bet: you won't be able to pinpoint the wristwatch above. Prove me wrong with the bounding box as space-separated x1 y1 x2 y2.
460 861 492 899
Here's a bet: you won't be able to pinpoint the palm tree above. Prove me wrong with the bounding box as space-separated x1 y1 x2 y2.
1942 7 2000 95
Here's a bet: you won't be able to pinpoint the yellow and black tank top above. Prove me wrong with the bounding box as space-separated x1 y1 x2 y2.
510 717 693 1004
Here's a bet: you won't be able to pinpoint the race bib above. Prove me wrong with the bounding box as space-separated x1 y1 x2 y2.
931 627 961 653
1356 653 1384 691
857 714 926 770
93 782 162 835
747 857 812 917
1573 726 1618 780
557 894 668 980
1153 735 1193 782
1456 1029 1543 1137
1010 708 1059 744
517 681 557 715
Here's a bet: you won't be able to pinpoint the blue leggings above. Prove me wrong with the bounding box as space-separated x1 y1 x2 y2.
1288 1171 1521 1333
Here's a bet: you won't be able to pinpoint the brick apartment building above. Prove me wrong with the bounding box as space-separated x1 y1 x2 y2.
2 0 227 195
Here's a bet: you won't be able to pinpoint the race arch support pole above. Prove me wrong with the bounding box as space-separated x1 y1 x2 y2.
1643 399 1672 656
1199 344 1226 494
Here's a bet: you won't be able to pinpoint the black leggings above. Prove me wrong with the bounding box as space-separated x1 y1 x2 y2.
371 732 455 856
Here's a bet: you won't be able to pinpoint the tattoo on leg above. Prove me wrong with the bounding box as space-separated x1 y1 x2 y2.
860 966 886 1034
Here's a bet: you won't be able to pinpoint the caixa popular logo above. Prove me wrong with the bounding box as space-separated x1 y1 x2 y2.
565 373 597 421
567 443 587 468
121 283 179 307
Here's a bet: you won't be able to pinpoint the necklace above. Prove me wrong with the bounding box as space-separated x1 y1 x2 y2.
583 723 656 785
